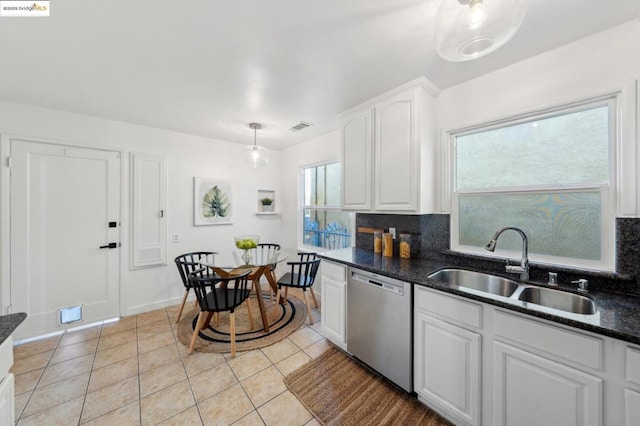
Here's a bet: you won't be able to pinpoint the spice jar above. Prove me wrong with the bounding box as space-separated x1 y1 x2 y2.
373 231 383 253
399 234 411 259
382 232 393 257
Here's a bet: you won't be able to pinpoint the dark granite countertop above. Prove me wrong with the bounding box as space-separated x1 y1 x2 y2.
0 313 27 345
318 248 640 346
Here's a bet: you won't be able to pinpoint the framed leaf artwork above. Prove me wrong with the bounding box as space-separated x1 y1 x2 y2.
194 177 233 225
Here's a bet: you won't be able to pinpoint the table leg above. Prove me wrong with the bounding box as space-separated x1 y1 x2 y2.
252 266 270 333
264 266 285 304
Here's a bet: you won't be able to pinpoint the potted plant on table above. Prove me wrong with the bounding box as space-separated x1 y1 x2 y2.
260 197 274 212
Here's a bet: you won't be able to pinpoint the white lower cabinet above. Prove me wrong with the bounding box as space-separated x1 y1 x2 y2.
625 345 640 426
0 336 14 425
320 261 347 350
415 312 481 425
414 286 481 426
625 388 640 426
493 341 602 426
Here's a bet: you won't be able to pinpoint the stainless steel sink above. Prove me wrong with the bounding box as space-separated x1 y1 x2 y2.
517 287 597 315
428 268 520 297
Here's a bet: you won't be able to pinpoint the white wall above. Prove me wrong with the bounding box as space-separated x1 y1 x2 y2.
278 130 342 251
437 19 640 216
0 101 283 316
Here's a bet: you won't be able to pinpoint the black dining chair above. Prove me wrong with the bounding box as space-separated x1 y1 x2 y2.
271 258 321 324
188 269 252 357
174 252 217 323
254 243 281 299
279 252 319 307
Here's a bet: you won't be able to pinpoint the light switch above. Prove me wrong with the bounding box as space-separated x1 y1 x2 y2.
173 233 180 242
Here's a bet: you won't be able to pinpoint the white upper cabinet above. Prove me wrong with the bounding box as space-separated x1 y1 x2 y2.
341 110 372 210
340 77 439 213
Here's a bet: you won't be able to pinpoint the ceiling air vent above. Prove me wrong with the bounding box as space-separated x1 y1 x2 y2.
289 121 312 132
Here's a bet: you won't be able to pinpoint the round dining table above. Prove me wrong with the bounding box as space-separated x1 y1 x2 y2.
199 249 289 333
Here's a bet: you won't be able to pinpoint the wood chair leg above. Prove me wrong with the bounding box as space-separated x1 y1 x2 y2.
176 290 189 323
271 287 282 320
189 311 207 354
230 311 236 358
245 298 255 330
309 288 319 308
204 312 214 328
214 312 220 326
303 290 314 324
284 287 289 303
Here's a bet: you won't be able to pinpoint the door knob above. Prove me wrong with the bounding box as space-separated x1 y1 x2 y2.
99 243 118 249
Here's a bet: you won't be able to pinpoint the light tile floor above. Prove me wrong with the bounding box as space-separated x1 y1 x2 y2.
12 290 327 425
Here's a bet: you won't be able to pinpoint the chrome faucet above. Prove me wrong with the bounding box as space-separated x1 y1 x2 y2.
485 227 529 281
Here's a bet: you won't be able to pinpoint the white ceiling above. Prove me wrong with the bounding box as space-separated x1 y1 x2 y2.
0 0 639 149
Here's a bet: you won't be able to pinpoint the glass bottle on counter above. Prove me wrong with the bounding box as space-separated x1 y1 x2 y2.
382 232 393 257
399 234 411 258
374 230 383 254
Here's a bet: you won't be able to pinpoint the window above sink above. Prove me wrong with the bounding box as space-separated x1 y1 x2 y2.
449 95 617 271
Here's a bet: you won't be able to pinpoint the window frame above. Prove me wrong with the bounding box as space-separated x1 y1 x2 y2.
449 95 618 271
298 160 354 252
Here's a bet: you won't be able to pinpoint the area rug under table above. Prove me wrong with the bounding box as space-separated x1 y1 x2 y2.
177 292 306 353
284 346 452 426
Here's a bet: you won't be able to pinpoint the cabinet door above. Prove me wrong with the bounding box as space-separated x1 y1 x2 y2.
494 341 602 426
0 374 14 426
374 90 418 211
626 388 640 426
414 312 481 426
321 275 346 349
341 111 372 210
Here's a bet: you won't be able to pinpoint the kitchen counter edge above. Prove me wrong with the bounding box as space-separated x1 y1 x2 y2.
0 313 27 345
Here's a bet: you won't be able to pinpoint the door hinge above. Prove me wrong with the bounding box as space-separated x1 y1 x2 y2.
6 157 12 168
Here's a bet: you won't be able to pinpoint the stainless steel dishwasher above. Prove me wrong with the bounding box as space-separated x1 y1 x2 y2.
347 267 412 392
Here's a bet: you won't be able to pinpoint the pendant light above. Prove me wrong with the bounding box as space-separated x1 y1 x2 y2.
247 122 269 168
434 0 526 62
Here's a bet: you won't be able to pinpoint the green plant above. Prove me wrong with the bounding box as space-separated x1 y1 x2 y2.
260 197 273 206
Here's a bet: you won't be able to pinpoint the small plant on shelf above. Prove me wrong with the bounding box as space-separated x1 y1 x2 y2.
260 197 274 212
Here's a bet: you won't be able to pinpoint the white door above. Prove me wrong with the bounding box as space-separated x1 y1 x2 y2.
10 139 120 339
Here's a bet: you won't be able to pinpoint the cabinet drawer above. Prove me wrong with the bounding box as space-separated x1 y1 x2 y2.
626 346 640 385
0 336 13 377
415 286 482 329
322 261 346 282
494 310 602 371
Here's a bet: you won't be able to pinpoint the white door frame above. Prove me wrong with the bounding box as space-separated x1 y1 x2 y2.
0 133 125 324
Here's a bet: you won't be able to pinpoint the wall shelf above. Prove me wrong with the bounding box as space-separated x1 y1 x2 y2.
257 189 276 213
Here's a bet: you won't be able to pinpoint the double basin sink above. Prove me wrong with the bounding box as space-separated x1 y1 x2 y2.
428 268 597 315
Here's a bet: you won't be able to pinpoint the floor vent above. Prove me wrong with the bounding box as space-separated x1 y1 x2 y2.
289 121 312 132
59 305 83 325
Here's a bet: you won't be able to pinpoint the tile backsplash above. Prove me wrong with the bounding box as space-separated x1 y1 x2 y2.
355 213 640 295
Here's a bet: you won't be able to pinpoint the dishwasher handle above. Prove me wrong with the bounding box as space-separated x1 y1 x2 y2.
351 273 405 295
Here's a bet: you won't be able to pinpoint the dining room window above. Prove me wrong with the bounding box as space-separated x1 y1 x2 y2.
451 96 616 270
302 161 353 250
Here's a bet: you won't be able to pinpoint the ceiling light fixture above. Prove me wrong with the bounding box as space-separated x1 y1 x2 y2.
248 122 269 168
434 0 527 62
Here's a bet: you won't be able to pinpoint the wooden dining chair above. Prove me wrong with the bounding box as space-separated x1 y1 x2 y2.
271 258 321 324
174 252 217 323
188 269 252 357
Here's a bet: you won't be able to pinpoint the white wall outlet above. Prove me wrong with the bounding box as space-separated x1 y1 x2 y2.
173 233 180 242
389 228 396 239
